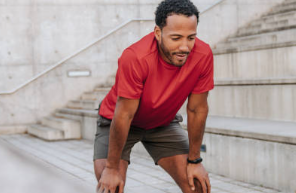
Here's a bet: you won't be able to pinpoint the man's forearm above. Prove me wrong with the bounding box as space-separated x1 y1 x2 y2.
105 97 139 169
187 110 208 160
106 116 131 169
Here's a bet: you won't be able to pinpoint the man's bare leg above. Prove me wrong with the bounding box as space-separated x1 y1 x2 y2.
158 154 203 193
94 159 129 191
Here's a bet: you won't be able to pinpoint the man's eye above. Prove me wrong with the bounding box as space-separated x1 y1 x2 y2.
188 37 195 40
172 38 180 41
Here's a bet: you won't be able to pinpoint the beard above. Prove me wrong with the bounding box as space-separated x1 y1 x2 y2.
159 39 190 67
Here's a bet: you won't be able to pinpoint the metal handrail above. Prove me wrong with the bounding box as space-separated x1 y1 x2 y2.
0 0 226 95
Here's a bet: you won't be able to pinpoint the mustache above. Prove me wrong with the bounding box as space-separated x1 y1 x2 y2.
172 52 190 55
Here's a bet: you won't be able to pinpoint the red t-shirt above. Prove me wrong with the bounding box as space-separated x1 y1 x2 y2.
99 32 214 129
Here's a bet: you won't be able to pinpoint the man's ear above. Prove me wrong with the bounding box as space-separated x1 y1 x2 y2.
154 25 161 42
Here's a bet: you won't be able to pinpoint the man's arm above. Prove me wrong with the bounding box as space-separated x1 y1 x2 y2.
97 97 139 193
186 92 211 193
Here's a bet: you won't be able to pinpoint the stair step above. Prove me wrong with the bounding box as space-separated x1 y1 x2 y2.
215 28 296 49
94 87 111 92
54 112 82 122
41 117 81 139
283 0 296 4
67 99 99 110
56 108 98 118
282 0 296 7
28 124 64 141
206 116 296 144
251 11 296 27
81 88 110 100
269 2 296 15
237 18 296 37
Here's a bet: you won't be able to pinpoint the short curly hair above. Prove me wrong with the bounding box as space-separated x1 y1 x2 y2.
155 0 199 29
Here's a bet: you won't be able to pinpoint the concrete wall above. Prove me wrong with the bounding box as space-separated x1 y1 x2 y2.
202 132 296 193
0 0 287 128
0 21 154 127
0 0 285 92
0 0 152 91
0 0 218 92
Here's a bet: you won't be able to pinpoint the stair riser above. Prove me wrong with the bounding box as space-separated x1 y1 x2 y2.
270 3 296 14
56 108 98 118
251 11 296 26
216 29 296 48
54 113 82 122
28 126 64 141
214 45 296 79
208 84 296 122
67 100 99 110
41 118 81 139
284 0 296 5
81 91 109 100
238 19 296 36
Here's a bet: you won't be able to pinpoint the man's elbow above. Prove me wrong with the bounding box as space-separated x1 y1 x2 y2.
187 103 209 114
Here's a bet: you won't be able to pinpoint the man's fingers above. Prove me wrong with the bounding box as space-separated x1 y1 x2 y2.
98 183 107 193
96 184 100 193
97 186 103 193
206 177 211 193
119 181 124 193
96 183 102 193
110 187 116 193
188 175 195 191
200 179 207 193
102 188 108 193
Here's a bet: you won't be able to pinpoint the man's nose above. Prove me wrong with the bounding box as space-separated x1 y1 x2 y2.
179 40 190 52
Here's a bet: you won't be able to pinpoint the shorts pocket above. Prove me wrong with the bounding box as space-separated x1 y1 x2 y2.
97 115 112 127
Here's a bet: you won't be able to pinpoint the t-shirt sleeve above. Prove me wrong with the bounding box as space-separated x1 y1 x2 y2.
191 49 214 94
116 48 145 99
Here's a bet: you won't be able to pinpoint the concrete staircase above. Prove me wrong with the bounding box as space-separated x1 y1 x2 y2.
201 0 296 192
214 0 296 55
211 0 296 121
28 87 110 141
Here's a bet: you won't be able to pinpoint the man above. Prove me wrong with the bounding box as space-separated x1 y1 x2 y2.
94 0 213 192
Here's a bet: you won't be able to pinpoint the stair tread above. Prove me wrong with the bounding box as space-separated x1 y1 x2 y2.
70 99 97 103
57 108 98 118
229 28 296 40
214 28 296 51
181 115 296 144
238 22 296 36
213 40 296 54
29 124 64 132
43 116 80 123
28 124 64 140
94 87 112 92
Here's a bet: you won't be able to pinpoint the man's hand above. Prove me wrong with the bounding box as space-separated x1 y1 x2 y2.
97 167 124 193
187 163 211 193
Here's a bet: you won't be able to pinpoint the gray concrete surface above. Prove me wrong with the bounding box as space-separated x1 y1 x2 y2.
179 116 296 192
0 134 283 193
0 0 286 130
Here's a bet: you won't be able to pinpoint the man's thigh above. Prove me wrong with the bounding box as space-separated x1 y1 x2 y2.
158 154 203 193
141 122 189 164
93 116 144 163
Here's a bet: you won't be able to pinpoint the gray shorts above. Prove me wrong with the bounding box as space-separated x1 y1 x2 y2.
93 114 189 164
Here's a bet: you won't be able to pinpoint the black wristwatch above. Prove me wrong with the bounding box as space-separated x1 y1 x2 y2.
187 157 203 164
